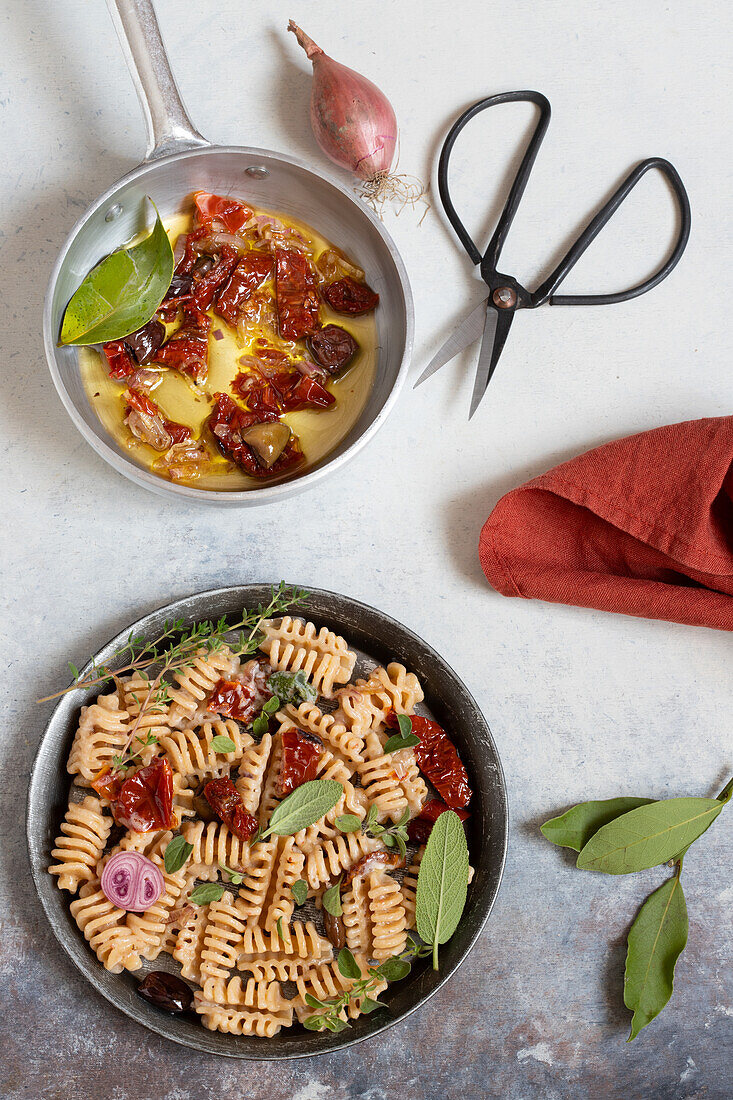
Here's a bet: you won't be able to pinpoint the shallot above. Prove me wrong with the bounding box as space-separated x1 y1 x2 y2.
100 850 164 911
288 21 424 213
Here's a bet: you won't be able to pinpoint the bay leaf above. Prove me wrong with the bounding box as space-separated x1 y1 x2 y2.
541 797 655 852
624 873 688 1040
577 797 726 874
60 198 174 345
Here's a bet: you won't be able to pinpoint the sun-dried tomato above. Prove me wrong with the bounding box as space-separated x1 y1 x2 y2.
277 728 323 797
155 308 212 384
232 371 282 416
173 226 209 276
194 192 253 235
207 678 258 722
253 341 290 367
90 765 122 802
125 388 192 445
308 325 359 375
323 276 379 315
275 249 320 340
344 849 404 884
113 758 174 832
215 252 273 325
407 798 470 844
103 340 136 379
268 371 335 412
203 777 258 840
208 393 303 478
386 712 471 809
189 246 239 312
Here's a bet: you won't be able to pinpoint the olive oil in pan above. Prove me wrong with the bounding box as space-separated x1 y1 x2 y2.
79 211 377 491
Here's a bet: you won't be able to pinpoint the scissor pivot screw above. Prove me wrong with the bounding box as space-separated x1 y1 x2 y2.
493 286 517 309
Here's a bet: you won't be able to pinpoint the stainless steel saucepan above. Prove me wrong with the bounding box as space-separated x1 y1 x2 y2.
43 0 413 505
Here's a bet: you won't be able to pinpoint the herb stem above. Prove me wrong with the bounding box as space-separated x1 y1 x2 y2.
715 776 733 803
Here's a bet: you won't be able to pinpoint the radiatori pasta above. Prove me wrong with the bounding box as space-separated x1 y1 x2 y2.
49 613 473 1041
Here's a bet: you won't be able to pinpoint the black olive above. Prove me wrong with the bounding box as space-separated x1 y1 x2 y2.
125 318 166 364
137 970 193 1014
163 272 194 301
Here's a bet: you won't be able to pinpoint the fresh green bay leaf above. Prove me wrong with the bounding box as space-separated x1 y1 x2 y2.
624 872 688 1040
576 798 727 874
541 797 655 852
415 809 470 970
163 834 193 874
210 734 237 753
261 779 343 838
60 198 174 345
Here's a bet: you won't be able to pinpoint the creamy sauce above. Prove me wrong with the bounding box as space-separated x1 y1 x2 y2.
79 209 377 491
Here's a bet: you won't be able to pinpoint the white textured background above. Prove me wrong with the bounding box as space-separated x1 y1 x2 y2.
1 1 731 1097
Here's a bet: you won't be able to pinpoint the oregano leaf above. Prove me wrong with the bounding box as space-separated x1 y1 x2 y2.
189 882 225 905
337 947 361 981
210 734 237 754
541 797 656 852
323 878 343 917
163 835 193 874
416 809 470 970
624 872 688 1041
335 814 362 834
396 713 413 739
376 956 412 981
291 879 308 906
383 733 420 754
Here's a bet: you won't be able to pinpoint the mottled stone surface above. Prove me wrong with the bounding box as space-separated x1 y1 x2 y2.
1 0 731 1097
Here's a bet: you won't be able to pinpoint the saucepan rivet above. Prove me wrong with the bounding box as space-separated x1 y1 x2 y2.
104 203 123 222
245 166 269 179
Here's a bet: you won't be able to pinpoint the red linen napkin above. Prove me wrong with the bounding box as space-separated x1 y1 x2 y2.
479 417 733 630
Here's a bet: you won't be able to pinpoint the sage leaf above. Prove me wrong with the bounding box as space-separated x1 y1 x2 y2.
335 814 362 833
624 872 688 1041
60 199 174 345
291 879 308 906
577 797 728 874
261 780 343 838
541 797 655 852
163 835 193 874
210 734 236 754
415 809 470 970
383 733 420 754
189 882 225 905
337 947 361 981
323 879 343 917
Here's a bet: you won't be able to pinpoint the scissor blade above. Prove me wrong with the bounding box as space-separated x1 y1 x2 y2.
414 297 489 388
468 306 514 419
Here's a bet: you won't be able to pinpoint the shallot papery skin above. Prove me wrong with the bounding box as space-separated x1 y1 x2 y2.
288 21 397 180
100 850 164 911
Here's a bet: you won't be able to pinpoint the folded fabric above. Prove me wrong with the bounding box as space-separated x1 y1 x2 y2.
479 416 733 630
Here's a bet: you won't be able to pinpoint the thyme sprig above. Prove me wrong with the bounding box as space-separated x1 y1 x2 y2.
303 939 431 1033
39 583 309 705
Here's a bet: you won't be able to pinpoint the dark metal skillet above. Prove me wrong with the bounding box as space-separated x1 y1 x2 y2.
43 0 413 505
27 584 508 1058
415 91 691 417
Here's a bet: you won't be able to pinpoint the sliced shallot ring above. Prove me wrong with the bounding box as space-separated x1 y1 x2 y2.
100 850 164 912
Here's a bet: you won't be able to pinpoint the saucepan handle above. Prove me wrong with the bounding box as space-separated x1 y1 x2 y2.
106 0 209 160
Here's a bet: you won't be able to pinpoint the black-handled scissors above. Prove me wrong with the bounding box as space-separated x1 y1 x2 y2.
414 91 691 418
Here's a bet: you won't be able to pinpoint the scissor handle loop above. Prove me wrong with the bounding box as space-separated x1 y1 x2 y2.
437 91 552 270
535 157 691 306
